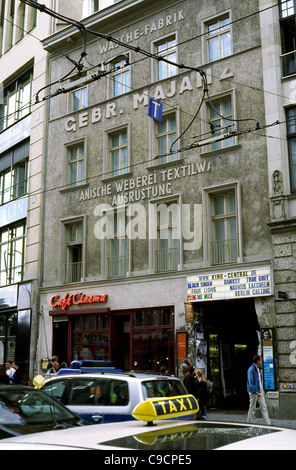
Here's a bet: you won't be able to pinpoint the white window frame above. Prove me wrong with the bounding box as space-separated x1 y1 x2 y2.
103 124 131 179
151 32 178 83
148 194 183 273
149 108 181 167
59 215 87 284
202 182 243 266
107 54 130 99
200 89 238 155
202 11 232 64
63 138 87 189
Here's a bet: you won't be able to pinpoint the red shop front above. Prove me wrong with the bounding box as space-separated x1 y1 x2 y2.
49 293 175 373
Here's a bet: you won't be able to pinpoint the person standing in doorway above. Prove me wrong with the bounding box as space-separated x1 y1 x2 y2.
180 363 195 395
247 355 271 425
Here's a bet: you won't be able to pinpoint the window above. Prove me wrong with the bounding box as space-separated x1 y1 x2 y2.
279 1 296 76
90 0 122 13
287 106 296 192
0 223 26 286
155 36 177 80
206 95 235 151
72 87 87 112
0 313 17 366
68 143 85 187
72 314 109 362
132 307 174 373
280 0 295 18
111 56 130 97
153 202 179 272
0 160 28 205
65 221 83 283
211 191 237 264
108 209 128 277
108 128 128 177
156 113 178 164
206 14 231 62
0 69 33 131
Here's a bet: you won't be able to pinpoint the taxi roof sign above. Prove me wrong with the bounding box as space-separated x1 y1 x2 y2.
132 394 199 424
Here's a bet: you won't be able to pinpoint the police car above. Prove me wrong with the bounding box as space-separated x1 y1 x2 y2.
38 365 188 424
0 395 295 450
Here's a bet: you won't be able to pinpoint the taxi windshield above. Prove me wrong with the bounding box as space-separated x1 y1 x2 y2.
142 379 187 399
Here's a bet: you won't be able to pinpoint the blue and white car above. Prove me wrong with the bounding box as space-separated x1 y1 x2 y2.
41 371 188 424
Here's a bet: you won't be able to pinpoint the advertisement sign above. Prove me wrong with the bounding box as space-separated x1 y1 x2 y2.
262 328 276 391
187 266 273 302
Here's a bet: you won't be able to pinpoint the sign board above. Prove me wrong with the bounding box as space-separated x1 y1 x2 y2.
186 266 273 302
148 98 163 122
262 327 276 391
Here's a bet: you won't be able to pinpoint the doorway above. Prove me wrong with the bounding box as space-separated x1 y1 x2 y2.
52 320 68 366
200 299 260 407
110 314 130 370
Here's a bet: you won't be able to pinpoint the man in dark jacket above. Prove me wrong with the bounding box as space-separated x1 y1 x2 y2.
180 363 195 395
247 355 271 425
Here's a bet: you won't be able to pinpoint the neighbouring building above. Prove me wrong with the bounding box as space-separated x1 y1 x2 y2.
36 0 295 417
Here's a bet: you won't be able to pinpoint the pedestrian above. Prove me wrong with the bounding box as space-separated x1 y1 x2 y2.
194 369 208 420
12 361 29 386
183 358 195 376
180 363 195 395
0 367 9 385
247 355 271 425
47 356 59 371
5 361 15 380
160 365 169 375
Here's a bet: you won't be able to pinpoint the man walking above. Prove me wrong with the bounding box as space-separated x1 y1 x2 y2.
247 355 271 425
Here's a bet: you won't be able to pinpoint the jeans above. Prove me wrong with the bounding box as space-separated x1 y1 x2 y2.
247 392 271 425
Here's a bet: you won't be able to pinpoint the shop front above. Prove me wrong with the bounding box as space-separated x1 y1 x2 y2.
48 291 175 373
0 282 33 374
186 265 275 407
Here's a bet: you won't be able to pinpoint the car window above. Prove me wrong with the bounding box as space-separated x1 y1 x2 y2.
42 379 68 402
109 380 129 406
65 378 129 407
68 378 109 406
0 389 77 426
142 379 187 399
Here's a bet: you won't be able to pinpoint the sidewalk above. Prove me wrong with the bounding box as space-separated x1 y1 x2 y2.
206 408 296 430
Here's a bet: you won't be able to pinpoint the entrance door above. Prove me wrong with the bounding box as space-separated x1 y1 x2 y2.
52 320 68 366
110 314 130 370
203 299 260 407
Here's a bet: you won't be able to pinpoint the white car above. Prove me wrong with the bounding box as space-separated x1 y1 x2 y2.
0 394 296 450
40 372 188 424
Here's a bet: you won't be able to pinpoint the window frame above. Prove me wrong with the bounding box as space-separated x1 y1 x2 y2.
286 106 296 193
59 215 87 284
149 108 181 167
108 54 130 98
202 11 232 64
152 33 178 82
202 182 242 266
0 222 26 286
63 138 87 189
103 124 130 180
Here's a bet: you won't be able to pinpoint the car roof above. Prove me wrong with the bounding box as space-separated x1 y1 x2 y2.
44 372 181 381
0 419 296 450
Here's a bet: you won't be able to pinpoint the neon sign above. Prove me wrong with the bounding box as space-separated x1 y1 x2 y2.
50 292 108 309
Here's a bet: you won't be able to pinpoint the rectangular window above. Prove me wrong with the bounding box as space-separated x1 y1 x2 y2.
0 69 33 131
156 114 178 164
65 222 83 283
108 210 128 277
91 0 121 13
0 160 28 205
207 96 234 151
68 143 85 187
280 0 295 18
109 129 128 177
206 14 231 62
287 106 296 192
111 56 130 97
0 223 26 286
72 87 87 112
155 36 177 80
279 1 296 76
156 202 179 272
211 191 237 264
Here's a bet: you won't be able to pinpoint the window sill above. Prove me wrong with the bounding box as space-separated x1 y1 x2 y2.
59 182 88 193
200 144 241 158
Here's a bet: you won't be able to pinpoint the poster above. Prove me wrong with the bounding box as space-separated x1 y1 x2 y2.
262 328 275 391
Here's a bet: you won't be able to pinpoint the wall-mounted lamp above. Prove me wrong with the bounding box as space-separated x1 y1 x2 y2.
278 291 288 299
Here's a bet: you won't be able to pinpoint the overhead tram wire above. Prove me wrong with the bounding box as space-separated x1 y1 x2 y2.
19 0 260 138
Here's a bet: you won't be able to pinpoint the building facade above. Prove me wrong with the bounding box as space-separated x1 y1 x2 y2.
36 0 295 417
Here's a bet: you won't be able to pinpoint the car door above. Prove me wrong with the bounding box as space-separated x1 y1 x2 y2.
64 377 131 424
